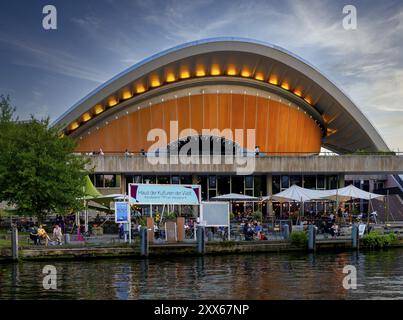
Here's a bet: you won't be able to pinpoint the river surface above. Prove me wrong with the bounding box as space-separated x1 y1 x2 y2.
0 249 402 300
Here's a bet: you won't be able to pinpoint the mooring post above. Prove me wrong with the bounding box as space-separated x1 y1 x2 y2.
140 226 149 257
64 233 70 245
352 224 359 250
282 223 290 240
196 225 205 255
308 224 316 252
11 226 19 261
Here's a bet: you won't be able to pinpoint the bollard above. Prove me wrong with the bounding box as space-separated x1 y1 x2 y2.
207 230 213 242
64 233 70 245
11 227 19 261
282 224 290 240
352 224 359 250
140 226 149 257
196 225 205 255
308 224 316 252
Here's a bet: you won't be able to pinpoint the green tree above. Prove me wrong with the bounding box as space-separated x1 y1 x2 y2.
0 96 90 222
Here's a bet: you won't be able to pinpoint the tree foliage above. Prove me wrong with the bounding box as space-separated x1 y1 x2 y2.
0 95 90 221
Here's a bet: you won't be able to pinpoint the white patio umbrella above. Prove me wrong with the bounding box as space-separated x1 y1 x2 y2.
211 193 258 201
211 193 259 219
271 185 330 202
319 184 384 201
270 185 333 222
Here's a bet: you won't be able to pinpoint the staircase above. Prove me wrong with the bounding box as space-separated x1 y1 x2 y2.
372 195 403 222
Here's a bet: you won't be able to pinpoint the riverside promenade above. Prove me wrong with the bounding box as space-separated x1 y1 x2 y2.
1 236 403 261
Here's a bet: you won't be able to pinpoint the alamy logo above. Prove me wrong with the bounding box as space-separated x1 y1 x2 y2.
42 5 57 30
342 5 357 30
42 265 57 290
146 121 257 175
342 265 357 290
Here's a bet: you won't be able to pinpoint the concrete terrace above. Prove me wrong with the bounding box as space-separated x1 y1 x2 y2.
87 154 403 174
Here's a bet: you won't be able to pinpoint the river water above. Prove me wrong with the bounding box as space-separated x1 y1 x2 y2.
0 249 402 300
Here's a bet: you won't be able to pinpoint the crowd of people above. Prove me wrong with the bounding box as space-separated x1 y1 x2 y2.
242 220 267 241
29 223 63 246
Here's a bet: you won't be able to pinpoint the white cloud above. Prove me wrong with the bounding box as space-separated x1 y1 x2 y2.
0 36 110 83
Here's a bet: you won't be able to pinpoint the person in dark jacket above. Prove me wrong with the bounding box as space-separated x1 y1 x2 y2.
29 226 39 245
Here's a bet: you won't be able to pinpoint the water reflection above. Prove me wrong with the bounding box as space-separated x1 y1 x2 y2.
0 249 402 300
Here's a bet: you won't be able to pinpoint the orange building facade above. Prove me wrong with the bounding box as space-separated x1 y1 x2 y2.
75 92 322 154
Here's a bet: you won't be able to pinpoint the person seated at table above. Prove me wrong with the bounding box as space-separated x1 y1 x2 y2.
254 222 262 238
259 232 268 240
330 224 339 238
37 225 50 246
29 225 40 245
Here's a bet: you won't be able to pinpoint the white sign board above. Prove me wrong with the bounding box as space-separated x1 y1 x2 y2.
129 183 201 205
200 202 230 227
115 202 130 223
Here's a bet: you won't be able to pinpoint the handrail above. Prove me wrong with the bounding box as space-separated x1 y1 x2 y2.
76 151 403 157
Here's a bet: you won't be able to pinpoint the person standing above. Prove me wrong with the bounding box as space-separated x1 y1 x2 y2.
53 224 63 245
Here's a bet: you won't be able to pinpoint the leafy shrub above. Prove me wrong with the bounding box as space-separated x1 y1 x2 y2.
362 231 398 248
252 210 262 222
137 217 147 227
229 212 235 221
165 211 177 221
290 231 308 246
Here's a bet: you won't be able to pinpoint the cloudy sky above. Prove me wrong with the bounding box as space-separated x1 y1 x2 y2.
0 0 402 150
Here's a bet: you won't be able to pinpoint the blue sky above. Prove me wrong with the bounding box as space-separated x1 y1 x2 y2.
0 0 402 150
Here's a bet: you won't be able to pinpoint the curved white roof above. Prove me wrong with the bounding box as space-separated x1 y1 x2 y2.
53 37 389 153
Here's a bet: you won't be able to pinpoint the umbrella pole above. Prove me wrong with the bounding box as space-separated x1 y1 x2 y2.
366 195 371 229
85 200 88 234
386 190 389 223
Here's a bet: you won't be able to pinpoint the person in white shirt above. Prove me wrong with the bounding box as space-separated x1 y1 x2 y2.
53 224 63 245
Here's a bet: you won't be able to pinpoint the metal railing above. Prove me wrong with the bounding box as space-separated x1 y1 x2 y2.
76 151 403 157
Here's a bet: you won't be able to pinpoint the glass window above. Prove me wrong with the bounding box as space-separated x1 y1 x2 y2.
327 175 338 189
254 175 266 197
143 175 156 184
303 175 316 189
245 176 253 189
116 175 121 188
95 174 104 188
209 176 217 189
104 175 116 188
290 175 302 187
345 180 353 187
281 175 289 189
363 180 369 192
196 176 208 200
209 190 216 199
217 176 230 195
180 175 192 184
231 176 244 194
89 174 95 185
125 175 134 184
317 175 325 189
171 176 180 184
245 189 253 196
157 176 170 184
272 175 280 194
